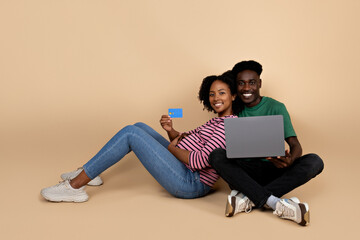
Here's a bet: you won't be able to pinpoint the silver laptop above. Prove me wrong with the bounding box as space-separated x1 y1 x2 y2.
224 115 285 158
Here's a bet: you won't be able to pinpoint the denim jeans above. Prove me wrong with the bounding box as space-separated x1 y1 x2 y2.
209 149 324 207
83 122 211 199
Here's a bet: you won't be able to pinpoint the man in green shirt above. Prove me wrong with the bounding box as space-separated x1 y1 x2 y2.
209 60 324 226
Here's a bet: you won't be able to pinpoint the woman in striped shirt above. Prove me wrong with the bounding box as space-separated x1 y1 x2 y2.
40 72 241 202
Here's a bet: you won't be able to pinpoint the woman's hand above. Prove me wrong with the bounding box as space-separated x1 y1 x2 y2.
160 115 173 132
160 115 180 141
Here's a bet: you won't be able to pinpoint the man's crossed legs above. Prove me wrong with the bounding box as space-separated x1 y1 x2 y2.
209 149 324 226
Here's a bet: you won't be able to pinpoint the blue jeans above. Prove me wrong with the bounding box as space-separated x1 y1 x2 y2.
83 122 211 199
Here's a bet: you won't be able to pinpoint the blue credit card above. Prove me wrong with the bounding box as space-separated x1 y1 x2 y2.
168 108 183 118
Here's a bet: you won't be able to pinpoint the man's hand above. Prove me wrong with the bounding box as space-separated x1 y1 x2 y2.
266 150 292 168
160 115 173 132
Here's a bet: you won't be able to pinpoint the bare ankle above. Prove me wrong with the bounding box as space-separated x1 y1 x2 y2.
69 170 91 189
69 179 81 189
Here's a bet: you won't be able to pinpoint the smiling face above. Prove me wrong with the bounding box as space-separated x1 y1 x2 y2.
236 70 262 107
209 80 236 117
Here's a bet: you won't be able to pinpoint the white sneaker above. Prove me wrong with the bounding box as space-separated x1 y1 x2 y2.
225 192 255 217
41 180 89 202
262 197 300 211
61 167 103 186
273 198 310 226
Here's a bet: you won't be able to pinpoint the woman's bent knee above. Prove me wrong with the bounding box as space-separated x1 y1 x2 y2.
119 125 136 133
133 122 146 128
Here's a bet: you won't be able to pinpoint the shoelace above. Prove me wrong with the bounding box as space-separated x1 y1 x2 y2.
49 180 67 189
236 198 253 213
56 180 67 185
244 199 253 213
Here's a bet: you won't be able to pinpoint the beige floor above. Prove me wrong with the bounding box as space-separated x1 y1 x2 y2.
1 127 358 240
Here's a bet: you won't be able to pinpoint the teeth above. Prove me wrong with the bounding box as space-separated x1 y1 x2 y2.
243 93 252 97
214 103 223 107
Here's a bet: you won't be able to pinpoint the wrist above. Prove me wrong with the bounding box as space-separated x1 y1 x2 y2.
168 144 176 151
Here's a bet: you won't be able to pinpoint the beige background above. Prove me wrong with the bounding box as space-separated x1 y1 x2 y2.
1 0 359 239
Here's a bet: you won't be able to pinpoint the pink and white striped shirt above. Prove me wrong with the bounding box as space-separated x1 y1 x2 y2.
176 115 237 187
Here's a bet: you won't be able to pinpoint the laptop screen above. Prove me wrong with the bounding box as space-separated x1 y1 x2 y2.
224 115 285 158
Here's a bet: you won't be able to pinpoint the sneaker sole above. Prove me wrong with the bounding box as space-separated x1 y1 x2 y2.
225 196 236 217
41 192 89 203
298 203 310 226
42 195 89 203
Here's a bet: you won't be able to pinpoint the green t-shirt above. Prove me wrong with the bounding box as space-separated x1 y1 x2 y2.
238 96 296 138
238 96 296 161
